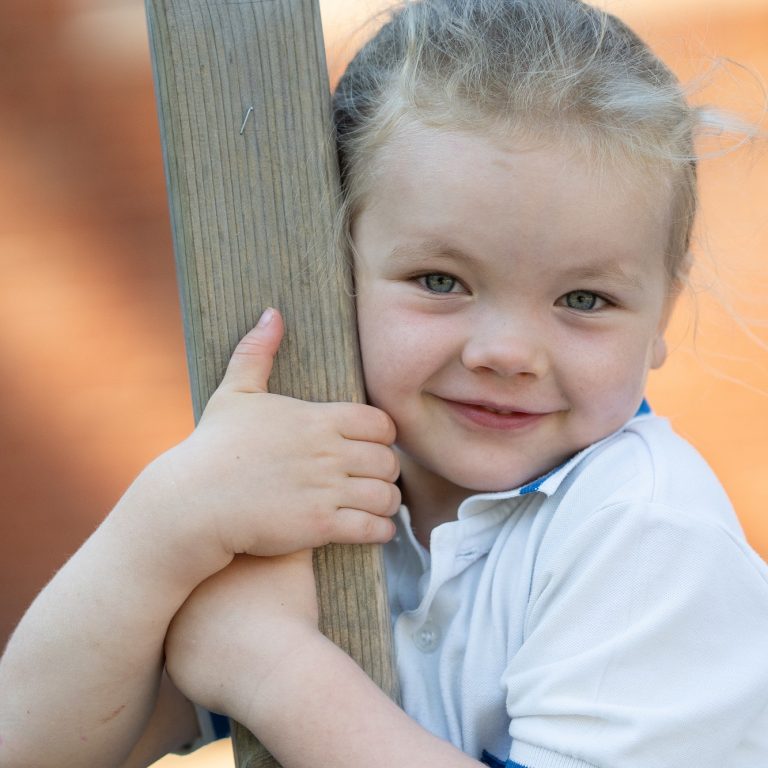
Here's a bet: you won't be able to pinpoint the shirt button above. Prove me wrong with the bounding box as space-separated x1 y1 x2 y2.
413 618 441 653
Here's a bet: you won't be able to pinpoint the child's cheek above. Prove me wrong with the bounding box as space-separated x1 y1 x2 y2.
559 335 651 432
357 302 419 411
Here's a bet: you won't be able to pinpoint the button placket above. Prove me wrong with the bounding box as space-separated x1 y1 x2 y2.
413 617 441 653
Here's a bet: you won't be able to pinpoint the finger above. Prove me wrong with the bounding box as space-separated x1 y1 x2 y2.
341 442 400 483
342 477 401 518
220 308 284 394
327 402 397 444
329 508 397 545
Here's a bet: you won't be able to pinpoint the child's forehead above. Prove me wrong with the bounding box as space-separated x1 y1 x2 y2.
370 117 673 193
362 119 674 223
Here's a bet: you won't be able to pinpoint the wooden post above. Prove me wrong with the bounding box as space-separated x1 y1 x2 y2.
144 1 399 765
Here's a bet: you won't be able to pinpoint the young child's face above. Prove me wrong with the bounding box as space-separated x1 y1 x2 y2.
352 122 675 506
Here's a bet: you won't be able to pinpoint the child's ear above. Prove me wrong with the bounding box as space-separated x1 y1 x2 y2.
650 335 668 369
651 258 689 370
651 297 675 369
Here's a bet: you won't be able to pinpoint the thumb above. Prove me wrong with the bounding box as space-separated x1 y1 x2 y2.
221 307 284 393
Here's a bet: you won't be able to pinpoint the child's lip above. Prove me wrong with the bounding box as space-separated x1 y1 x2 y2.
439 398 551 429
443 397 544 415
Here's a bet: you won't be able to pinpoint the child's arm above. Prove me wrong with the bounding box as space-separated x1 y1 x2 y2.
0 309 400 768
165 555 481 768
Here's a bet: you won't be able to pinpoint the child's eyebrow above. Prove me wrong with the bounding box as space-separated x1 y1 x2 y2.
559 261 645 289
388 239 476 265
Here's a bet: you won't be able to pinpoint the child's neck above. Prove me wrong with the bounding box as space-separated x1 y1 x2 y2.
397 453 472 550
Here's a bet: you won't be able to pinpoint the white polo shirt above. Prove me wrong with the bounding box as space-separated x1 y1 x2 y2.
384 411 768 768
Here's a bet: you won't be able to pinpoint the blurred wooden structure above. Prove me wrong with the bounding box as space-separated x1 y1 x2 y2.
144 0 398 765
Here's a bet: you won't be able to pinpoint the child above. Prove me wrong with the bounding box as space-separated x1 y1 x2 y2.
1 0 767 766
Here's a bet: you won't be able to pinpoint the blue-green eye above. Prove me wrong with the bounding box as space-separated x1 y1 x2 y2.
421 273 458 293
563 290 605 311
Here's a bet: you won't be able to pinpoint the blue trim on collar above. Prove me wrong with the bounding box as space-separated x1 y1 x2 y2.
520 462 562 495
636 397 651 416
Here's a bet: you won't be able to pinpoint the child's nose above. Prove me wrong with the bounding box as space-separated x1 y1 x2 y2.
460 316 548 378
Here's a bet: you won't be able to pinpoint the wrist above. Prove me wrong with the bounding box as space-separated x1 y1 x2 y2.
101 455 232 597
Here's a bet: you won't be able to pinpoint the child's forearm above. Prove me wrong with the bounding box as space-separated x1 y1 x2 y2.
0 462 220 768
238 631 481 768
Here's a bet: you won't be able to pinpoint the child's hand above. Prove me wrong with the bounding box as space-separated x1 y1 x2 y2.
153 308 400 570
164 552 319 720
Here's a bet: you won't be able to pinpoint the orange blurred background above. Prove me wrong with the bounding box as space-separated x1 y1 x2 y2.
0 1 765 766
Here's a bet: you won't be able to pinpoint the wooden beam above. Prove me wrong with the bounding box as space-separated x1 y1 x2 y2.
144 1 399 765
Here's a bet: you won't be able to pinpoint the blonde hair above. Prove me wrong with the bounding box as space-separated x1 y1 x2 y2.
332 0 726 286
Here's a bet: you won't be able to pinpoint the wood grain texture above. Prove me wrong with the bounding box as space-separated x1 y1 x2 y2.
144 1 399 765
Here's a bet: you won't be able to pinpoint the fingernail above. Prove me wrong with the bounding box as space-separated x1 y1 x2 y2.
257 307 275 328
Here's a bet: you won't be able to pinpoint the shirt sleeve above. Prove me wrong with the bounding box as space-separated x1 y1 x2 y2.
501 501 768 768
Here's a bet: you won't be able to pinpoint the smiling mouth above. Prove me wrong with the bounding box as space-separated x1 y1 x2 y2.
476 404 521 415
441 399 548 430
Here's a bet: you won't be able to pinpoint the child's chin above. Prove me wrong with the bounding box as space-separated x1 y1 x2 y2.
451 452 577 494
446 466 546 495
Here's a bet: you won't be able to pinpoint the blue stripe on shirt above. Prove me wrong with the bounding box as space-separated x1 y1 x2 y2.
481 749 527 768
